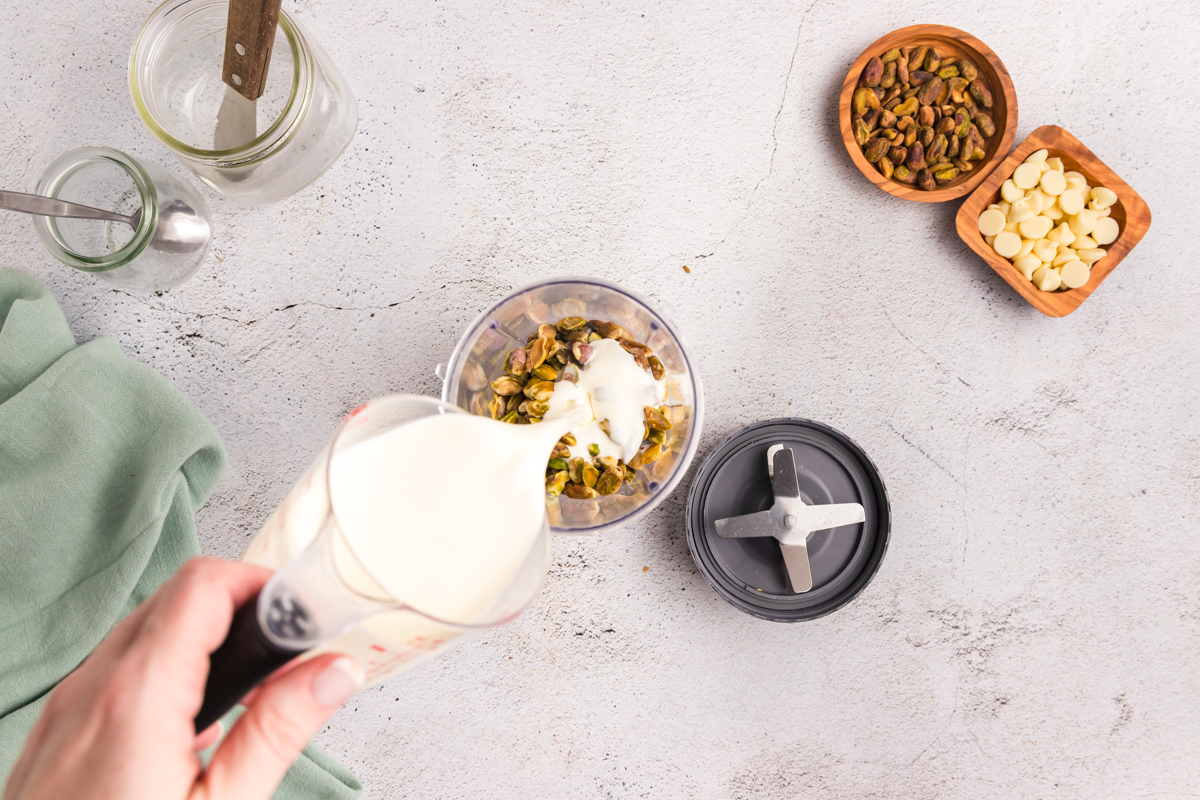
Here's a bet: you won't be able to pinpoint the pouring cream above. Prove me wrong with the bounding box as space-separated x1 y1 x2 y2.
327 412 573 623
543 338 666 463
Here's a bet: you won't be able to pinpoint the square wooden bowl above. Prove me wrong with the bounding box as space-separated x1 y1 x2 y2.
956 125 1152 317
839 24 1018 202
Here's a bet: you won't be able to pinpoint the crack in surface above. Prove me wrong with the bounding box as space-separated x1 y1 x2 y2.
885 421 960 484
878 297 972 388
695 0 820 260
103 278 493 327
103 289 430 327
68 293 106 326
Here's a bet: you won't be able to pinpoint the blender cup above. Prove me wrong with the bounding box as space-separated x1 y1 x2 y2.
441 277 705 534
33 147 211 292
201 395 550 730
129 0 358 206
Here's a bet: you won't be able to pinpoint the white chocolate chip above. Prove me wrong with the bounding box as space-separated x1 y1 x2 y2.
1064 172 1089 193
1007 196 1038 224
1059 260 1089 289
1045 157 1065 173
1041 202 1064 221
993 231 1023 258
977 208 1007 237
1013 163 1041 190
1092 216 1120 245
1025 149 1049 167
1075 248 1106 264
1019 215 1054 240
1014 255 1042 280
1033 238 1058 262
1001 179 1024 204
1016 238 1036 260
1032 265 1062 292
1071 234 1098 250
1057 189 1085 216
1029 189 1052 214
1047 222 1076 246
1091 186 1118 209
1039 170 1066 196
1053 249 1082 267
1067 209 1099 236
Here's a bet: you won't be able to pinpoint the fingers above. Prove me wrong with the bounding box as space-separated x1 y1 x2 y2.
67 558 268 683
78 578 173 666
138 558 274 667
198 654 364 800
193 721 223 752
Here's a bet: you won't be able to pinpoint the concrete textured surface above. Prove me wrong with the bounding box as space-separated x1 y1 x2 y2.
2 0 1198 797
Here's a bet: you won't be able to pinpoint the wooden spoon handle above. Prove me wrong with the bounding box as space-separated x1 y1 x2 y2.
222 0 284 100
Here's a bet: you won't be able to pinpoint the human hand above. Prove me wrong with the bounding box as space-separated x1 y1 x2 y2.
2 557 364 800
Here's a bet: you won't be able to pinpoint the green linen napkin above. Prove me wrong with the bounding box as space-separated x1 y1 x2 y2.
0 271 362 799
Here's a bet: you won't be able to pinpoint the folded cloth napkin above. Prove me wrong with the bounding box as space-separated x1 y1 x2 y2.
0 271 362 799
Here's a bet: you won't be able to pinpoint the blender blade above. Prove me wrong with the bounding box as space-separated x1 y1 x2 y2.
714 444 865 593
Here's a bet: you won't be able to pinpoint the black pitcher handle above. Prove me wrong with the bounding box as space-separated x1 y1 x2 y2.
194 591 303 733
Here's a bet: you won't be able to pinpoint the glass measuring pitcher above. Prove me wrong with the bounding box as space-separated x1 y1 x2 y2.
129 0 358 206
196 395 550 731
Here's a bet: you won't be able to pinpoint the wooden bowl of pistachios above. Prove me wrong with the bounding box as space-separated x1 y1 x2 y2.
838 25 1018 203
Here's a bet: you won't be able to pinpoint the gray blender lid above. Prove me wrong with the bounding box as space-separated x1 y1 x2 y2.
685 419 890 622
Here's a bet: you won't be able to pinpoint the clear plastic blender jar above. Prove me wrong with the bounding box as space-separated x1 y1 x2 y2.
441 277 705 534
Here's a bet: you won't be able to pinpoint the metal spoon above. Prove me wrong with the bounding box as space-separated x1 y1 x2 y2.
0 189 142 229
0 189 209 255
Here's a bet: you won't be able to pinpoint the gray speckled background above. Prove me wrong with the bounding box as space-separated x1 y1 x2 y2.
2 0 1198 797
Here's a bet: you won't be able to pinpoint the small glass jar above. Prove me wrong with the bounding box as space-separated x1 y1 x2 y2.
129 0 358 206
34 147 212 292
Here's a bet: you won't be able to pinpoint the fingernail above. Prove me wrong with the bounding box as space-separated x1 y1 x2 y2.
312 657 364 707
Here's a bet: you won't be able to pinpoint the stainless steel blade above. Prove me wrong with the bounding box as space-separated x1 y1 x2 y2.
775 500 867 546
768 444 800 497
714 510 777 539
712 444 865 594
780 543 813 592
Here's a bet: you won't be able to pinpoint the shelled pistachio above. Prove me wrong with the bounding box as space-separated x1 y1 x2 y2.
473 315 678 498
852 43 998 190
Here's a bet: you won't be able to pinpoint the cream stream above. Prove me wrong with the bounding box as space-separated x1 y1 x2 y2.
543 338 666 463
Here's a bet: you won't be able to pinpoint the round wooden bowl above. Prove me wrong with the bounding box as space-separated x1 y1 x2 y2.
838 25 1018 203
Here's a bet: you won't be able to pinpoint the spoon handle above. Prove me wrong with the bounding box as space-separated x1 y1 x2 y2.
0 190 136 227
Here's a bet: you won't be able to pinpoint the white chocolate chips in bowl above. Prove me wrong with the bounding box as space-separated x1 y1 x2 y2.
976 149 1121 292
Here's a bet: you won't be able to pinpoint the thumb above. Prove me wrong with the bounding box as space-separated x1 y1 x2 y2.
197 654 364 800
